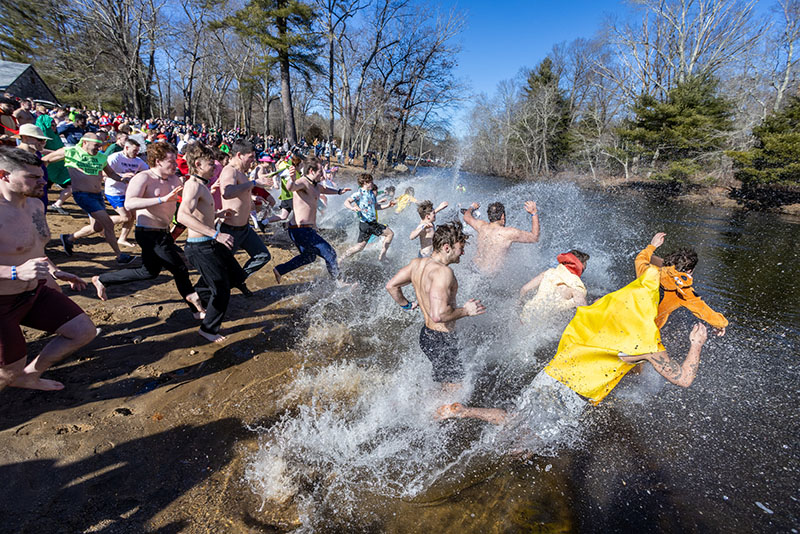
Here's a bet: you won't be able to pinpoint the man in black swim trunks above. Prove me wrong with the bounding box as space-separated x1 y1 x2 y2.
385 221 486 395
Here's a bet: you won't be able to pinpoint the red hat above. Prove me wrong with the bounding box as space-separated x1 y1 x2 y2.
556 253 584 277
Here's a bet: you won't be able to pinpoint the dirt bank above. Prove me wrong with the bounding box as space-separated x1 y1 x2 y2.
0 192 345 532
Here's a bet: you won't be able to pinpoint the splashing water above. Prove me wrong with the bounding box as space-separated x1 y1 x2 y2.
246 168 800 532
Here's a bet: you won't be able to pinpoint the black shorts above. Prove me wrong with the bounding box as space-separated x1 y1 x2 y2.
279 199 293 212
357 221 387 243
419 326 463 383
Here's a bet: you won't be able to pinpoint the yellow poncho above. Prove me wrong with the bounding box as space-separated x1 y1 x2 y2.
544 266 664 404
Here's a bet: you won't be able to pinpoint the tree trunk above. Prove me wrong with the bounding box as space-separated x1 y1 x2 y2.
277 14 297 144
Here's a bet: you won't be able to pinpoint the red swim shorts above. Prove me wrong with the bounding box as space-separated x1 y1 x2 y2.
0 281 85 366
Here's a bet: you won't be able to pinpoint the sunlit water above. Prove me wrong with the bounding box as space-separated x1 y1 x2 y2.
246 168 799 532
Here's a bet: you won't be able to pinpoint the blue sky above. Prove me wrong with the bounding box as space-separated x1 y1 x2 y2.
447 0 625 135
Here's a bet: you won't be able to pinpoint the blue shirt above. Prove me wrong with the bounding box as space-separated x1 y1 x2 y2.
350 188 378 223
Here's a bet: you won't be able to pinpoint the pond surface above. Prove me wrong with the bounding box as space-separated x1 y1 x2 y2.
246 168 799 532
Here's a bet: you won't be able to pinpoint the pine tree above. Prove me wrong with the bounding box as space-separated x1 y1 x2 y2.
617 74 733 181
728 97 800 186
221 0 321 144
516 58 572 174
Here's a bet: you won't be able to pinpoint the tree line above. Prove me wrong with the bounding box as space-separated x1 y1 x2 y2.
463 0 800 189
0 0 463 164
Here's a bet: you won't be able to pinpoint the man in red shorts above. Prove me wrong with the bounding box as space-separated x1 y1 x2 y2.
0 147 96 391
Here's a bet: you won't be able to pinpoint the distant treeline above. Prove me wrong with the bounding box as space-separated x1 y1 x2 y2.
463 0 800 190
0 0 463 165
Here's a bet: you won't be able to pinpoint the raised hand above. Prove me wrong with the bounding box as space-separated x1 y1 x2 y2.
689 323 708 346
650 232 666 248
524 201 538 215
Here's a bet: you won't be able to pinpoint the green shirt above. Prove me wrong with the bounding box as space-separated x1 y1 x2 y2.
64 146 108 176
277 160 296 201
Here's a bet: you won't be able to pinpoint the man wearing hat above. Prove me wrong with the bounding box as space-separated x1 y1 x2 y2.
16 124 54 206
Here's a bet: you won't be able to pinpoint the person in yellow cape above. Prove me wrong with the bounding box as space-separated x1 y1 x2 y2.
436 265 709 424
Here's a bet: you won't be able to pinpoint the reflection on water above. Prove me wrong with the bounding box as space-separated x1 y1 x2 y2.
246 168 800 532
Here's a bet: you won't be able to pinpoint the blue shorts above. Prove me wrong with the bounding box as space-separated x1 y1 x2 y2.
105 193 126 209
73 191 106 214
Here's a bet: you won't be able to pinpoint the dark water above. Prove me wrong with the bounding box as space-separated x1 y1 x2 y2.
248 168 799 532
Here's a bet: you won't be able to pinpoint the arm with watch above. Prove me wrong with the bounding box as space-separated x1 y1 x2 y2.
385 263 419 311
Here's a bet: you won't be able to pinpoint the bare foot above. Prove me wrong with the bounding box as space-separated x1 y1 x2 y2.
434 402 466 420
186 293 206 316
118 240 136 248
198 329 227 343
92 276 108 301
273 267 282 284
11 373 65 391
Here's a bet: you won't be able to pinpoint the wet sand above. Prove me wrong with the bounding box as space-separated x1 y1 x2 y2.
0 191 349 532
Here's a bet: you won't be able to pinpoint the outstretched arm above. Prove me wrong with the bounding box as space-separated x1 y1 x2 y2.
508 201 540 243
635 232 665 276
462 202 484 230
622 324 708 387
434 201 448 213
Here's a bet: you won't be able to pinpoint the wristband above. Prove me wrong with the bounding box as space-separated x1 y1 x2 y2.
213 230 219 239
158 196 163 204
251 179 257 187
11 265 17 281
337 188 343 195
400 302 413 310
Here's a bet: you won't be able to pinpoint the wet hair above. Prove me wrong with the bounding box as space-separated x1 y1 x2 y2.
433 221 469 252
385 186 395 195
231 139 254 156
417 200 434 219
487 202 505 222
147 141 177 167
568 250 590 266
663 248 698 273
0 146 42 172
185 143 216 175
358 173 374 187
404 187 415 196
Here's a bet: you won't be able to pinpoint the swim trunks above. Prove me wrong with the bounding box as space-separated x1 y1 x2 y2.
73 191 106 214
358 220 387 243
105 193 126 209
0 280 84 365
279 198 293 212
419 326 463 383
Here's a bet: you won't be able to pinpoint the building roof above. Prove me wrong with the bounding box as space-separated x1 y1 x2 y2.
0 60 32 91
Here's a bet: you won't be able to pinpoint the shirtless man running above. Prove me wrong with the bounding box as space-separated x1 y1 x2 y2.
272 156 351 283
218 140 274 293
58 133 136 264
0 147 96 391
385 221 486 394
177 143 246 343
463 200 540 274
91 142 205 316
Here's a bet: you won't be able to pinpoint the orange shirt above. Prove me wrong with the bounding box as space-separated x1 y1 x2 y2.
635 245 728 329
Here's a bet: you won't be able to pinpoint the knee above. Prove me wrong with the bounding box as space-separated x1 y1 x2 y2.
119 212 132 224
384 229 394 241
74 315 97 345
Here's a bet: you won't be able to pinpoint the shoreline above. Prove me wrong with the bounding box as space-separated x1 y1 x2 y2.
1 199 334 532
